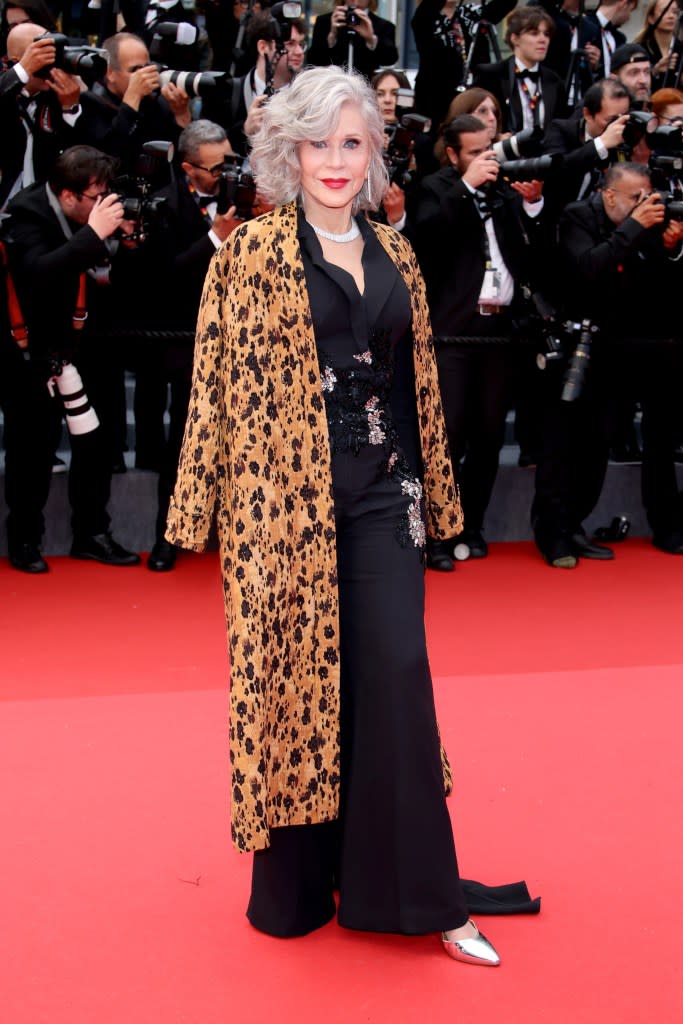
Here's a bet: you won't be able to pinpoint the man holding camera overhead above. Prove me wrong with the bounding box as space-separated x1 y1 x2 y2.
308 0 397 79
532 162 683 566
409 113 545 571
2 145 141 572
0 23 83 209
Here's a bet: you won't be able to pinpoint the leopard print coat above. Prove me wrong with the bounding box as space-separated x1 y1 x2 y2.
166 202 463 853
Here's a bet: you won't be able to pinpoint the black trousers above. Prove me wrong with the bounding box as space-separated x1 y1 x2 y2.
247 447 469 938
435 324 512 533
0 337 114 544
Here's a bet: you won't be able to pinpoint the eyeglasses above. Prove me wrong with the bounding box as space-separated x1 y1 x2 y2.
606 187 647 202
659 114 683 125
186 159 230 177
78 189 110 202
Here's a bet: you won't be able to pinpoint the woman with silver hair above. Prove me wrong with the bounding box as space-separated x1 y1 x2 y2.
167 65 501 966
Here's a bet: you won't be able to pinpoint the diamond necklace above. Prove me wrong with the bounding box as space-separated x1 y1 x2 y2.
309 218 360 243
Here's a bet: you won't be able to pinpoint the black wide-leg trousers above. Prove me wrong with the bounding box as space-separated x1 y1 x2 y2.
247 448 469 938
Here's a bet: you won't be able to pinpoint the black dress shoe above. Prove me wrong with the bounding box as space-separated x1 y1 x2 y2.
70 532 141 566
426 539 454 572
147 539 177 572
570 532 614 560
9 541 49 574
542 537 578 569
653 530 683 554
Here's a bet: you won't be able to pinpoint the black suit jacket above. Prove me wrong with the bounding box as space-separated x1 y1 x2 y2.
307 10 397 79
0 70 77 209
4 182 118 357
527 1 601 91
474 57 567 133
559 192 679 337
543 111 613 212
77 81 182 178
408 165 545 335
584 10 626 77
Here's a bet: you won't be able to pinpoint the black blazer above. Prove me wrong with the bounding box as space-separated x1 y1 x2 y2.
543 111 612 211
77 82 182 178
4 182 114 357
0 70 76 209
307 10 397 79
408 165 545 335
584 10 626 77
474 57 567 134
559 191 678 336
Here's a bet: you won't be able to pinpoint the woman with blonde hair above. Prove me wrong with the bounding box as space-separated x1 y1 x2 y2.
167 65 502 966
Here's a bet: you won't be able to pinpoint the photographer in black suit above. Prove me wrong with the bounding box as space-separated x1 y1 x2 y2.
78 32 190 177
308 0 397 79
475 6 567 133
586 0 637 77
3 145 141 571
533 162 683 566
543 78 630 212
139 120 241 570
1 23 83 209
410 113 545 570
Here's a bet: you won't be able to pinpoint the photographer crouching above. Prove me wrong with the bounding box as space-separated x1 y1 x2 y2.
532 161 683 566
2 145 141 572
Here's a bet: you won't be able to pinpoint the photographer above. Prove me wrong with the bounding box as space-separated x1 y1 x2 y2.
543 78 631 213
610 43 653 105
78 32 190 177
2 145 141 571
0 23 83 209
138 120 242 570
308 0 397 80
528 0 602 105
202 11 307 156
533 162 683 565
409 113 546 570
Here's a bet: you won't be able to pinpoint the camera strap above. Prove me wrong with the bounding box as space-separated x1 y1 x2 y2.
0 239 28 349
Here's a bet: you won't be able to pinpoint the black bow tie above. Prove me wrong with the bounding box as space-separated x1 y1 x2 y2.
602 20 615 33
566 12 580 28
516 68 540 82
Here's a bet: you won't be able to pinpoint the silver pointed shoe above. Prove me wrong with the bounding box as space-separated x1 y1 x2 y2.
441 920 501 966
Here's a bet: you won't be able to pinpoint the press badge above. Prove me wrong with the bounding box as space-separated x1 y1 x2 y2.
479 264 501 305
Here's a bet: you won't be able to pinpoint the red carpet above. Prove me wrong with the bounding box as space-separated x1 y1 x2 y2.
2 541 683 1023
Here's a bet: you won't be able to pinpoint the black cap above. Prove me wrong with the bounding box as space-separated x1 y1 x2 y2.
611 44 652 73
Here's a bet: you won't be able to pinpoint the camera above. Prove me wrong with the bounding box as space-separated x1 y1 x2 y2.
157 67 229 99
47 360 100 435
497 154 560 182
384 112 430 189
345 5 363 28
619 110 655 154
33 32 107 86
645 124 683 223
216 155 257 221
492 126 543 163
113 141 173 241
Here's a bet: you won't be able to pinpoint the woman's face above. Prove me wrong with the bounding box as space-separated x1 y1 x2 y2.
473 96 499 141
6 6 31 29
651 0 678 33
660 101 683 124
298 102 371 222
375 74 402 124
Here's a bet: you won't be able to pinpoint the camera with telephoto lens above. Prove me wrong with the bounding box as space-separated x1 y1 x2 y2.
113 141 173 241
491 126 543 163
33 31 107 86
618 109 655 155
496 153 561 182
645 125 683 223
215 154 257 220
47 360 100 435
156 66 229 99
384 111 431 189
